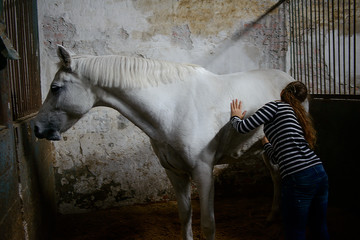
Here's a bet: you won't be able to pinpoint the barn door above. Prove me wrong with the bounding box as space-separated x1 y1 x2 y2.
0 0 41 239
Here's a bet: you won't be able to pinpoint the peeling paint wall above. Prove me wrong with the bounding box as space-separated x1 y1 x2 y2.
37 0 289 213
53 109 174 213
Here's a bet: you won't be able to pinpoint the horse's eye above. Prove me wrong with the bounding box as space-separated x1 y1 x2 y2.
51 85 62 94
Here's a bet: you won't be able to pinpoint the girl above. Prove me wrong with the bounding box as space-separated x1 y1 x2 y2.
230 81 329 240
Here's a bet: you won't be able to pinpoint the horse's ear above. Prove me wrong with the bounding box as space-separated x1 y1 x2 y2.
57 45 72 70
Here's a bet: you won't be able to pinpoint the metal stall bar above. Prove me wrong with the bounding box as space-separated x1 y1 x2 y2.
294 0 300 81
343 0 346 94
305 0 311 90
310 0 314 92
290 0 295 78
4 0 41 120
348 0 351 95
332 0 336 95
301 0 308 87
322 0 326 93
296 0 301 82
337 0 341 94
327 1 334 94
354 0 357 96
318 0 323 93
314 0 318 93
290 0 358 98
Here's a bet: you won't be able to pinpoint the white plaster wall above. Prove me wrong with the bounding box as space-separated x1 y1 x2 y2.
37 0 289 213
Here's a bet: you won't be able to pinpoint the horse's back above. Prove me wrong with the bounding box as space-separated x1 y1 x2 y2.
210 69 295 164
220 69 294 92
208 69 294 125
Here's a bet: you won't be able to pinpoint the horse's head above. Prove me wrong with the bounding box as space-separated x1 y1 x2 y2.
34 46 96 140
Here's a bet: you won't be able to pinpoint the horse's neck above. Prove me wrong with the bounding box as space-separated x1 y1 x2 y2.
93 72 219 144
93 85 170 141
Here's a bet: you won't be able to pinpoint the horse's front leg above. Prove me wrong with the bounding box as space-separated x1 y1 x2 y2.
165 169 193 240
192 162 215 240
150 140 194 239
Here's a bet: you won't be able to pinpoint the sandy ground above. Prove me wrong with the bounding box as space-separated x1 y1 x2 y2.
52 194 356 240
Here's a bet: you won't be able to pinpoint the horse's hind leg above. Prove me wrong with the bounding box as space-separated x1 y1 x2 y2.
165 169 193 240
262 152 281 222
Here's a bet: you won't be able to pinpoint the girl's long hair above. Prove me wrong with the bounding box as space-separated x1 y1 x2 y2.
281 81 317 149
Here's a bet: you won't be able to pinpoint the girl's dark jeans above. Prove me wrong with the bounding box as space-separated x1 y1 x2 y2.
281 164 329 240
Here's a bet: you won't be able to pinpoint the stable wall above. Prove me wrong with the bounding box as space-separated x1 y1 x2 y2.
37 0 290 213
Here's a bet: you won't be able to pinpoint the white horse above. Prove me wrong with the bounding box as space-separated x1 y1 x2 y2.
34 46 293 240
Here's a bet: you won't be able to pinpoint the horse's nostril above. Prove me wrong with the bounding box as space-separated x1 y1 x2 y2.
34 125 42 138
34 125 39 134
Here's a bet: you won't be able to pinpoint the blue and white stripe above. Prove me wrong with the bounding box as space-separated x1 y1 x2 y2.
231 101 321 179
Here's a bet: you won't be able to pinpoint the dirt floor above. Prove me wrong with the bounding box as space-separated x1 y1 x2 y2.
52 194 357 240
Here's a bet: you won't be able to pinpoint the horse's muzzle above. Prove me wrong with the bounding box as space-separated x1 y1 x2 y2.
34 125 61 141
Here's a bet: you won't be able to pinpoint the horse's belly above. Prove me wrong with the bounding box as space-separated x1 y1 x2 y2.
214 123 265 165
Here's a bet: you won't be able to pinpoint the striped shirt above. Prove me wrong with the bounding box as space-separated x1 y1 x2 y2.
231 101 321 179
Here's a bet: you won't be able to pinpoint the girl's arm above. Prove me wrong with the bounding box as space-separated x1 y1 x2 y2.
262 136 278 164
230 100 278 134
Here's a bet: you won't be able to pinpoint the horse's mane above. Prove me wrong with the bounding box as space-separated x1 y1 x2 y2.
72 55 203 89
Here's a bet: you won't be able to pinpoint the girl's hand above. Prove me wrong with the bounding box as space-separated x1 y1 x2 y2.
262 136 269 145
231 99 247 119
